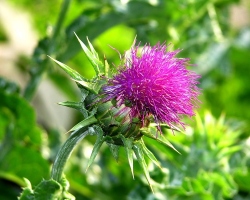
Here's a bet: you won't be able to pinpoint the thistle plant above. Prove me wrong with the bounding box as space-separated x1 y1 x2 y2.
19 35 200 199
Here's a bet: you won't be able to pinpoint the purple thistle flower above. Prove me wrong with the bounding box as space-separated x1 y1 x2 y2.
102 42 200 130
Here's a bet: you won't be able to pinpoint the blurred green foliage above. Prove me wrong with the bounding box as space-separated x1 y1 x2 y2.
0 0 250 199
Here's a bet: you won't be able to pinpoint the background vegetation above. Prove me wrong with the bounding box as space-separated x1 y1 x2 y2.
0 0 250 199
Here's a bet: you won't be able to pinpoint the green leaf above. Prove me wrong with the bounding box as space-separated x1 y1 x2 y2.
150 122 182 132
18 178 35 200
85 126 105 172
75 34 105 76
107 143 120 162
58 101 88 118
0 145 50 185
48 56 98 93
104 56 112 78
48 56 85 82
19 179 75 200
74 78 106 94
140 139 162 169
58 101 81 109
140 127 180 154
51 128 91 182
120 135 135 178
69 115 97 133
0 90 50 185
58 86 90 118
133 142 154 192
234 168 250 192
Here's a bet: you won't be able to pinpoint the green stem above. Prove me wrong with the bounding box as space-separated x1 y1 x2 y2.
52 0 72 40
23 0 71 101
207 3 224 41
51 116 97 182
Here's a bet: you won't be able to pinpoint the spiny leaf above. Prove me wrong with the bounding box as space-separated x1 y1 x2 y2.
23 178 32 189
18 178 34 200
85 126 105 172
58 101 81 110
48 56 97 93
58 101 88 118
74 33 105 76
74 78 106 94
150 123 182 132
69 116 97 133
107 143 120 162
63 85 89 117
120 135 135 179
48 56 86 81
78 86 89 102
133 142 154 192
34 179 61 199
104 55 112 78
19 178 75 200
86 37 99 58
141 127 180 154
140 139 162 169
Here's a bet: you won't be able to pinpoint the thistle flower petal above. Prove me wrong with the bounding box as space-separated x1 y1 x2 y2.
102 42 200 130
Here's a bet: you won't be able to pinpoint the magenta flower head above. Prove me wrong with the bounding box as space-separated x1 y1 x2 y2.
102 42 200 131
49 36 201 191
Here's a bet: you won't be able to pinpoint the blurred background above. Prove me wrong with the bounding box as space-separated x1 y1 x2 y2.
0 0 250 199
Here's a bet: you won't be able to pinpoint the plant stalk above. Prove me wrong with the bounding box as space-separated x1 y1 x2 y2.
23 0 72 101
51 116 97 182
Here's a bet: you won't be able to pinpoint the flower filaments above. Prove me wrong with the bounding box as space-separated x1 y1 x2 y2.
102 42 200 130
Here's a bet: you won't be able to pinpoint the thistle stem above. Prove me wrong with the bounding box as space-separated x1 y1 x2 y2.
51 116 97 182
52 0 72 40
23 0 72 101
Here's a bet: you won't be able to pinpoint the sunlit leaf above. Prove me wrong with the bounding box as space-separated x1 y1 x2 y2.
85 126 105 172
75 34 105 76
133 142 154 192
140 139 161 169
120 135 134 178
69 115 97 133
141 127 180 154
